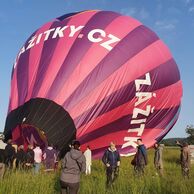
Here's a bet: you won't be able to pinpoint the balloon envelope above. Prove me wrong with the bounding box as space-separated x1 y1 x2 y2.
4 10 182 157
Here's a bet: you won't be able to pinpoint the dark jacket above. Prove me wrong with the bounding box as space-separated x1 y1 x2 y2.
43 147 56 169
0 149 6 163
16 149 27 166
26 148 34 164
5 143 16 161
60 148 86 183
135 144 148 166
102 148 120 167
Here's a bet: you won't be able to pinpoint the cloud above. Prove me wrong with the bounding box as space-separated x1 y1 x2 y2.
120 7 137 17
139 8 149 20
155 20 177 31
120 7 149 21
185 0 192 4
167 7 182 15
189 6 194 12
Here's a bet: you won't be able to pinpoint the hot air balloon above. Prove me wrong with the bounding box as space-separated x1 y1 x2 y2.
4 10 182 158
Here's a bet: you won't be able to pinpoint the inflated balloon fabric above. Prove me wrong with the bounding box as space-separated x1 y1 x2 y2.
4 10 182 157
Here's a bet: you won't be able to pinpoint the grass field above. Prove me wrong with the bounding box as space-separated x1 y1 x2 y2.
0 148 194 194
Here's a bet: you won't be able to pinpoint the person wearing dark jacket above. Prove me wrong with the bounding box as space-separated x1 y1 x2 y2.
60 140 86 194
43 144 56 171
26 145 34 169
134 138 148 176
5 139 16 169
16 145 27 169
102 142 120 188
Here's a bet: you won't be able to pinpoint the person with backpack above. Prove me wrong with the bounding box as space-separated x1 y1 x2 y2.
132 138 148 176
60 140 86 194
43 144 56 171
102 142 120 188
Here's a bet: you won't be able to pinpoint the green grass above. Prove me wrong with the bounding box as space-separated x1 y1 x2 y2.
0 148 194 194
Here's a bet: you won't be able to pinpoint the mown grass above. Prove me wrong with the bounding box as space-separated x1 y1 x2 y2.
0 148 194 194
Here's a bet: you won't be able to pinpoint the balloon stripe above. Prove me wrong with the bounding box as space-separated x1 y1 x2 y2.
9 71 19 112
69 40 173 119
72 58 181 128
46 11 120 100
78 105 180 145
36 11 98 98
76 80 182 137
54 15 141 105
62 25 159 109
26 22 54 102
30 20 71 98
57 11 82 21
16 41 32 106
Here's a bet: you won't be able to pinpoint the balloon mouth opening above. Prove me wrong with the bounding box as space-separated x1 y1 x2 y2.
11 123 47 150
4 98 76 153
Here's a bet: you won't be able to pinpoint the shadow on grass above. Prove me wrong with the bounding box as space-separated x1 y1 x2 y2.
53 173 61 194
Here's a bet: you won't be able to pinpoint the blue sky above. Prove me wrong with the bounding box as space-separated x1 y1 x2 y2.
0 0 193 138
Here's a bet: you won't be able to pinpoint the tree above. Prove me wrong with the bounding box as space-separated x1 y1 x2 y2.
186 125 194 144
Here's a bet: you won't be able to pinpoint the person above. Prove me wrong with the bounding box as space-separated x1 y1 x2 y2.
84 145 92 175
102 142 120 188
33 145 42 174
154 143 164 176
0 133 7 179
60 140 86 194
4 139 16 169
15 145 27 169
43 144 56 171
25 145 34 169
133 138 148 176
176 141 191 178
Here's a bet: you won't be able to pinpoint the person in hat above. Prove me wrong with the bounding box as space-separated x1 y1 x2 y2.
102 142 120 188
0 133 7 179
60 140 86 194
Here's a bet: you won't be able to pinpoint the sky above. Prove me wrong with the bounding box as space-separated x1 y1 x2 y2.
0 0 193 138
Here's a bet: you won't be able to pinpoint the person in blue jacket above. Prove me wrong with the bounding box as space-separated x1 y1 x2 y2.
102 142 120 188
134 138 148 176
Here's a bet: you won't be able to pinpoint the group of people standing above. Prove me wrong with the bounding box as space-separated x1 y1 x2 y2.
0 134 59 178
0 133 192 194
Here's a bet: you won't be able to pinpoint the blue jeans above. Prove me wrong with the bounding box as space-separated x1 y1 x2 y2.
34 162 41 174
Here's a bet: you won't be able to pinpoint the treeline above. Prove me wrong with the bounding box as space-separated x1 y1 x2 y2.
160 138 186 146
161 125 194 146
